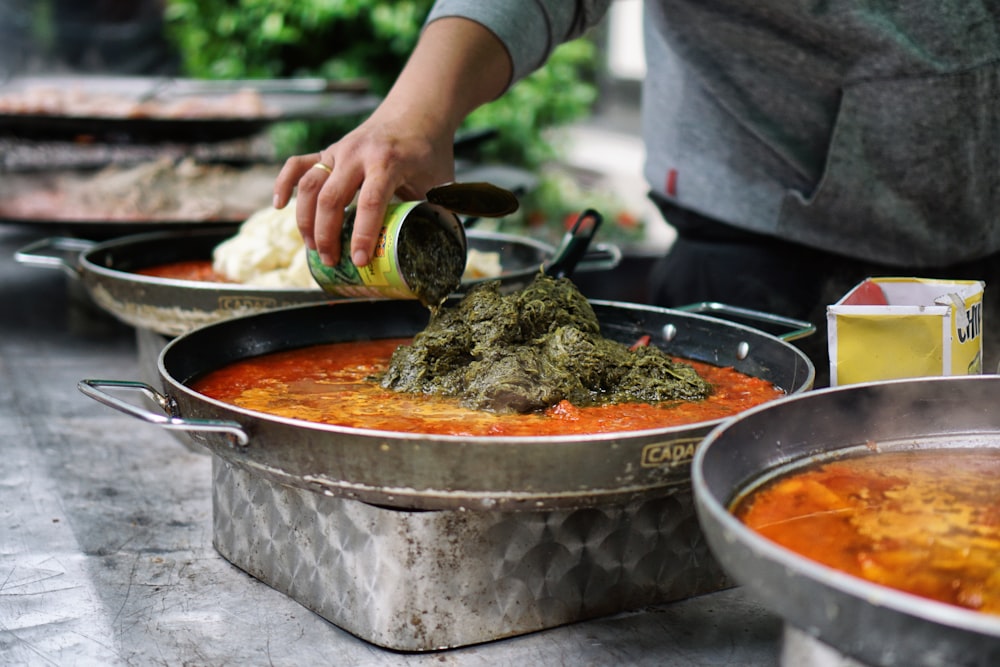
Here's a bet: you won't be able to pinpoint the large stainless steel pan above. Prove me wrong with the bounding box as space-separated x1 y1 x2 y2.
692 375 1000 667
79 298 814 511
16 227 621 336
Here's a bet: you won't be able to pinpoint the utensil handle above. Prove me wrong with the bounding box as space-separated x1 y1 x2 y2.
545 209 604 279
77 379 249 446
574 242 622 274
674 302 816 342
14 237 92 278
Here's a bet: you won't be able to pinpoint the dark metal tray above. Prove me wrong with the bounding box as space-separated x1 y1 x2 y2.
0 75 380 142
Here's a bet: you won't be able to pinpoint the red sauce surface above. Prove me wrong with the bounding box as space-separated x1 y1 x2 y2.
136 260 229 282
191 338 785 436
735 449 1000 615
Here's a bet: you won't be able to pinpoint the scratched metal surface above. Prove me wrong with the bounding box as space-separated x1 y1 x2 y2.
0 224 781 666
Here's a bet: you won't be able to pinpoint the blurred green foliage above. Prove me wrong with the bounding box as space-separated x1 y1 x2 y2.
162 0 599 167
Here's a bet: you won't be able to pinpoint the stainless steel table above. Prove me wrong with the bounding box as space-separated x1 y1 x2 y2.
0 224 782 666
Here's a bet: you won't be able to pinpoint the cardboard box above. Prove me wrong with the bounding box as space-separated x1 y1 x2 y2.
827 277 984 386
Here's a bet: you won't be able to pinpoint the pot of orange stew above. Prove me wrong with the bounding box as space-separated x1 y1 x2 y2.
692 375 1000 667
16 226 620 337
79 297 814 511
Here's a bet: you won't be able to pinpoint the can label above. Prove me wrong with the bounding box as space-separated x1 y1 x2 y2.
308 201 466 304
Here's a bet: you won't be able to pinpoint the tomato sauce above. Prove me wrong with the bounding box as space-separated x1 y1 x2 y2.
734 449 1000 615
191 338 785 437
137 260 229 282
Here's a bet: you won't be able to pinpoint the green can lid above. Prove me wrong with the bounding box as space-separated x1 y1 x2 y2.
426 181 520 218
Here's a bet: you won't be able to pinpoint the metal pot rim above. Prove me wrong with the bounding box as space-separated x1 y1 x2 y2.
78 226 559 289
160 297 813 441
692 375 1000 664
138 297 814 509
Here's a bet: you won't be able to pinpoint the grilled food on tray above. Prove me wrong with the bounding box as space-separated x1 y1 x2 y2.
0 157 276 223
0 85 273 119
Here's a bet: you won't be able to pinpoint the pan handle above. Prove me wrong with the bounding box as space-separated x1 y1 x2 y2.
674 302 816 342
545 209 604 279
14 237 93 279
77 379 249 447
573 242 622 274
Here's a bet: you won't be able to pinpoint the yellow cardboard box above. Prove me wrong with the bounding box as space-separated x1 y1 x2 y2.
827 277 983 386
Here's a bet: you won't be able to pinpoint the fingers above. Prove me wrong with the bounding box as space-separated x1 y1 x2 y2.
275 152 327 254
286 152 334 256
273 124 450 268
275 148 383 267
311 169 350 267
350 175 397 267
315 155 379 266
273 153 317 210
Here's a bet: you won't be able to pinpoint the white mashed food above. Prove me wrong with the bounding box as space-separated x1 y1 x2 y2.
464 248 503 280
212 201 317 288
213 200 504 289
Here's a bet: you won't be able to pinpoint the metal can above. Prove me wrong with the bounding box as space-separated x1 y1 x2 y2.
307 200 467 306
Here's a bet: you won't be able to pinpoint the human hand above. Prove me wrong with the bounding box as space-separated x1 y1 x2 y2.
272 17 511 268
273 109 457 267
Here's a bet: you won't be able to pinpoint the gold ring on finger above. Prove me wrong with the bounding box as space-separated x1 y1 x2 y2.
311 162 333 175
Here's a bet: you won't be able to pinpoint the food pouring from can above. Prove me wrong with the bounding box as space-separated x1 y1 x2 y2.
307 200 466 306
307 181 520 307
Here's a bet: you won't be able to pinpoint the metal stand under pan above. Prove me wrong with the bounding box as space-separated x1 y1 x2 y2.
211 457 732 652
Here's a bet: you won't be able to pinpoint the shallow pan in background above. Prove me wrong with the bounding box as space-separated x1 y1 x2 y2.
16 227 621 336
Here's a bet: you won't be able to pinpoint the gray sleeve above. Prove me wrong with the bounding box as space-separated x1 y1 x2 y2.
426 0 612 84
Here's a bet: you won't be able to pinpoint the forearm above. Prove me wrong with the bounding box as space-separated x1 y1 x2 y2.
274 17 514 268
375 16 512 139
427 1 613 81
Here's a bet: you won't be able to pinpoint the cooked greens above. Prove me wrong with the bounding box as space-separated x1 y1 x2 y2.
396 209 466 308
380 273 712 413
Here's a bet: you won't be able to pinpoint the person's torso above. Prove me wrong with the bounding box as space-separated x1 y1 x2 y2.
643 1 1000 266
